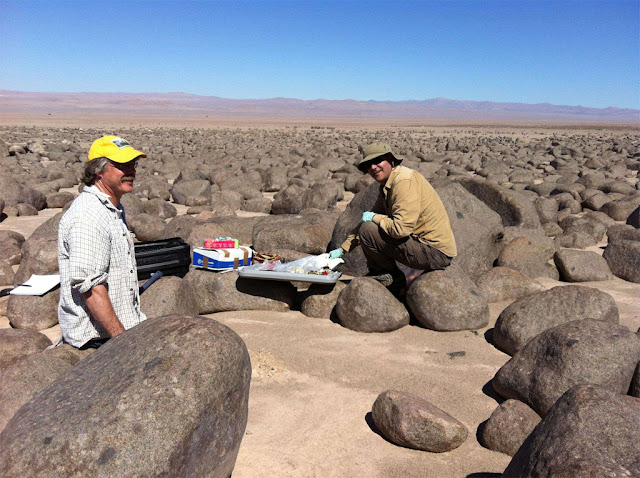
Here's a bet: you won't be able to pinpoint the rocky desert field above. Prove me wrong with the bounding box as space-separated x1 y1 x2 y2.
0 117 639 477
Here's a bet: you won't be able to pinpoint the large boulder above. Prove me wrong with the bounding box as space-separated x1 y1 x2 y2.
142 198 177 219
0 176 46 210
479 399 540 456
503 385 640 477
6 289 60 330
185 216 263 248
271 184 306 214
14 237 58 284
434 180 505 279
600 196 640 221
127 213 167 242
0 346 80 433
474 266 545 303
140 276 198 318
553 249 613 282
371 390 468 452
603 239 640 283
300 282 347 319
496 236 559 280
493 285 619 355
329 181 380 276
493 319 640 416
0 328 51 371
457 177 542 229
171 179 212 206
184 269 295 314
335 278 409 333
0 315 251 478
252 212 336 255
406 264 489 331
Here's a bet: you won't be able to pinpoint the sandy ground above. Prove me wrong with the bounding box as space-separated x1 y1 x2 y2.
2 190 639 478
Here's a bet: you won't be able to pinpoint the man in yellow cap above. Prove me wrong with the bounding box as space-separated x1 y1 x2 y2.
329 142 457 294
57 136 147 348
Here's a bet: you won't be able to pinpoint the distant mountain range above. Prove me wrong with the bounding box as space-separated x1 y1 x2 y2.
0 90 638 122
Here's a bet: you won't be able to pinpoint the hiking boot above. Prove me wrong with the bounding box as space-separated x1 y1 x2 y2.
367 270 406 295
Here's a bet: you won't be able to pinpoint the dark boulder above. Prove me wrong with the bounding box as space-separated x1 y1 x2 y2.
142 198 177 219
553 249 613 282
493 319 640 416
457 177 542 229
603 239 640 283
496 236 558 280
493 285 619 355
479 399 540 456
253 212 336 255
127 213 166 242
0 315 251 478
300 282 347 319
406 264 489 331
141 276 198 318
474 266 545 303
503 385 640 478
184 269 295 314
335 278 409 333
0 328 51 371
0 346 80 433
7 289 60 330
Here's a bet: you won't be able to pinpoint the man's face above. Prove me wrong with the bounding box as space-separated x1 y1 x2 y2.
98 158 138 198
367 157 393 184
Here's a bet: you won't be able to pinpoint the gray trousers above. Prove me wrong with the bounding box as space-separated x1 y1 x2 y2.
359 222 451 273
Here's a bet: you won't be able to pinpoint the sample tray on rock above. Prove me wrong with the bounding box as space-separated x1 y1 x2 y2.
238 269 342 284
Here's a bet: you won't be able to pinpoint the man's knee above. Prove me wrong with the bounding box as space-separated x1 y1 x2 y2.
359 221 379 245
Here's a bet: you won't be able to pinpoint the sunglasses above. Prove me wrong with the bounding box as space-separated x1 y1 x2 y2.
109 159 138 171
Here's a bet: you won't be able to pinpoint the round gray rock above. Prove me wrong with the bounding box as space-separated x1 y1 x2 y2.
0 315 251 478
335 278 409 333
475 266 545 303
493 318 640 416
0 328 51 371
479 399 540 456
493 285 619 355
7 289 60 330
406 264 489 331
503 384 640 477
553 249 613 282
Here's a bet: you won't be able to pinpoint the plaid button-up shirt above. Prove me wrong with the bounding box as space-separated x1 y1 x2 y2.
58 185 146 347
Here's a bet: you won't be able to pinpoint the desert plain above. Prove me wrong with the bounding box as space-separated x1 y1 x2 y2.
0 113 639 477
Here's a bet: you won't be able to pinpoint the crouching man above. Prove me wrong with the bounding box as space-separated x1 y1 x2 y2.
330 142 457 294
58 135 147 349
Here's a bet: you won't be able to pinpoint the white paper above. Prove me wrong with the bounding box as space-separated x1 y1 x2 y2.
10 274 60 296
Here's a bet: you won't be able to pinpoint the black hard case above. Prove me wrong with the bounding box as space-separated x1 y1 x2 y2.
134 237 191 279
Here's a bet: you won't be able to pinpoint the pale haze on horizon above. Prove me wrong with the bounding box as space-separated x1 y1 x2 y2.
1 0 638 110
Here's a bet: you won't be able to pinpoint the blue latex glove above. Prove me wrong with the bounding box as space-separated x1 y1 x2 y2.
329 248 344 259
362 211 375 222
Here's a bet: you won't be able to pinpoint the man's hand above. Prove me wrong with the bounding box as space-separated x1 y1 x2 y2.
362 211 375 222
329 248 344 259
82 284 125 337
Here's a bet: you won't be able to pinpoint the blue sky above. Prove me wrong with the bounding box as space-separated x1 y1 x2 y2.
1 0 638 109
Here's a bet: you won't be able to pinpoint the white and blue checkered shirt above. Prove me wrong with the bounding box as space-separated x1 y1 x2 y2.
57 185 146 347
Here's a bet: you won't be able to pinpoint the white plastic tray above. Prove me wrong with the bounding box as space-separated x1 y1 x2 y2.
238 268 342 284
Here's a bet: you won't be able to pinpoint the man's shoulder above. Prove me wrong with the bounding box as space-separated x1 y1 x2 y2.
390 166 426 184
60 191 108 225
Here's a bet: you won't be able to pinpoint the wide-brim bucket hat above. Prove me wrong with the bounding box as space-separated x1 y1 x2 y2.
87 135 147 163
356 142 402 172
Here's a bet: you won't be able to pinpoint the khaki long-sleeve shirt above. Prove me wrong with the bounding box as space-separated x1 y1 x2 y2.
341 166 457 257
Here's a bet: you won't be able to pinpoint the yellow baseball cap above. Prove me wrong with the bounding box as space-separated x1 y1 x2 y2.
87 135 147 163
